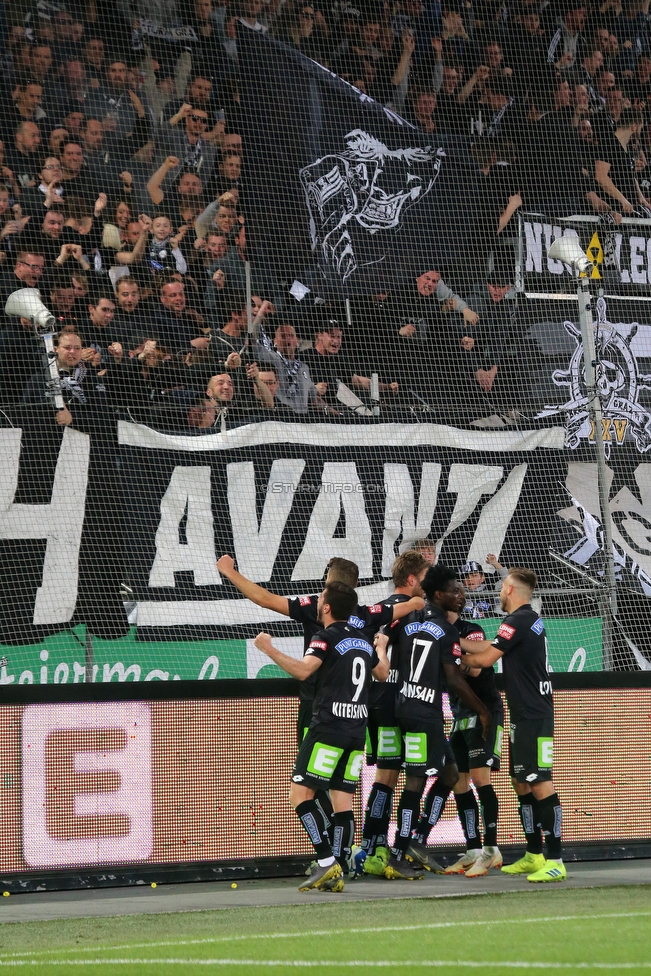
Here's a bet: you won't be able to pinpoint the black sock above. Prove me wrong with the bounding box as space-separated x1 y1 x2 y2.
477 784 499 848
333 811 356 872
518 792 543 855
414 781 449 844
362 783 394 855
454 789 482 850
315 791 334 845
537 792 562 860
391 789 423 858
295 799 333 860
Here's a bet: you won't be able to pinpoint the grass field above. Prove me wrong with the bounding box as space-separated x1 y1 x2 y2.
0 885 650 973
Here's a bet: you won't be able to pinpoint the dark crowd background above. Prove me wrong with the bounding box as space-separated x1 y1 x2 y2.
0 0 649 430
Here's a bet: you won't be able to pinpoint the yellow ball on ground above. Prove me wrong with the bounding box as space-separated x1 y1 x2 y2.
231 883 237 889
2 892 9 897
151 883 157 888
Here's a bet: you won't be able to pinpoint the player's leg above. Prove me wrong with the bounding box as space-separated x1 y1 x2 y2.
444 769 482 874
330 789 356 875
412 776 452 844
463 766 503 876
328 743 366 879
406 755 458 874
362 711 401 863
501 720 547 876
527 773 564 882
444 728 480 874
291 782 343 891
384 772 427 880
463 711 504 877
361 767 401 876
291 728 347 892
297 699 334 848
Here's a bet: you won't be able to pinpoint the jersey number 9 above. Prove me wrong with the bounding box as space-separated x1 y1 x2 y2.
352 656 367 701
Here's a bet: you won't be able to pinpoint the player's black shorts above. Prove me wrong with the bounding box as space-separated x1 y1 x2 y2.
509 717 554 783
399 715 456 777
297 698 313 747
292 724 366 794
450 705 505 773
366 685 402 769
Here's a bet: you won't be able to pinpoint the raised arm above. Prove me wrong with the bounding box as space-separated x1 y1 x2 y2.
217 554 290 615
254 632 321 679
246 362 275 409
195 199 221 239
114 214 151 265
146 155 179 206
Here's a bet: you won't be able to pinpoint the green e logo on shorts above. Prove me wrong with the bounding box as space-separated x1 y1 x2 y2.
494 725 504 758
404 732 427 763
538 737 553 768
378 727 402 759
308 743 343 778
344 750 364 782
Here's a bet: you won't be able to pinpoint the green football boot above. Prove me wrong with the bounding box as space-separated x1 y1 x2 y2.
501 852 546 875
527 859 567 883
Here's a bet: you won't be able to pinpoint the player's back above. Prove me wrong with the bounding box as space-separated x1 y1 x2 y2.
494 604 552 721
289 596 392 703
308 621 377 736
394 603 459 721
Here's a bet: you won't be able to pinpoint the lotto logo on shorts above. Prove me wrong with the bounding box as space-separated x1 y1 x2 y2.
538 737 554 768
404 732 427 763
299 596 312 606
22 703 153 868
497 623 516 640
307 743 344 778
377 727 401 758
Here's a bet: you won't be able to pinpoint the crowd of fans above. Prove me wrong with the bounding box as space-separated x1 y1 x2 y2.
0 0 648 430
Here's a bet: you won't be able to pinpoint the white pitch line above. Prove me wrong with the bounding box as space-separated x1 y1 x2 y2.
0 959 650 969
1 911 650 963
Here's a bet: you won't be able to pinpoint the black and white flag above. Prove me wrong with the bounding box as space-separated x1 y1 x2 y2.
237 26 470 295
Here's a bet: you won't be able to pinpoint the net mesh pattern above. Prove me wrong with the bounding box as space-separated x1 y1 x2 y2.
0 3 651 673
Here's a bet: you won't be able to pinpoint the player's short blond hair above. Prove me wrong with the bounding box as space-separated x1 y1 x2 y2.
508 567 537 592
392 551 429 587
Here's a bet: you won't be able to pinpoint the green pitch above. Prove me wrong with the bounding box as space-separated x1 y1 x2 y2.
0 885 650 973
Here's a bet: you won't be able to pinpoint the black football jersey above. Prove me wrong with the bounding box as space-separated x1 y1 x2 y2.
305 621 379 736
491 604 553 722
449 619 502 719
394 603 461 723
288 595 394 702
369 592 414 707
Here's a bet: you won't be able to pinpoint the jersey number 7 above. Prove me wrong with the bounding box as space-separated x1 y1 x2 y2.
409 639 432 683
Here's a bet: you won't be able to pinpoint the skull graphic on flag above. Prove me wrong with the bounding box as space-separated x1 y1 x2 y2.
300 129 442 282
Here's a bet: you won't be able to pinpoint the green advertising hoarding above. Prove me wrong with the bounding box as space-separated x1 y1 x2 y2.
0 617 603 686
